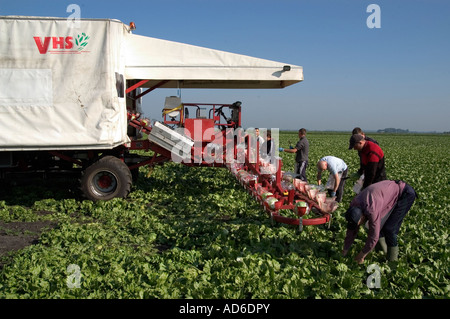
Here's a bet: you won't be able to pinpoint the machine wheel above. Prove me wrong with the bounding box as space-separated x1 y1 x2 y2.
80 156 132 201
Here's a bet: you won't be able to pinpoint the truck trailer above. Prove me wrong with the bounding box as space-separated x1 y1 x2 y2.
0 16 303 202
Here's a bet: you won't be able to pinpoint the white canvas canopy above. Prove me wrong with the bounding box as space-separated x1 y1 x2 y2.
0 16 303 151
0 16 128 151
124 34 303 89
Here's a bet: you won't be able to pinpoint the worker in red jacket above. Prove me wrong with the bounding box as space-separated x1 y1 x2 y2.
342 180 417 263
349 127 379 178
349 134 386 189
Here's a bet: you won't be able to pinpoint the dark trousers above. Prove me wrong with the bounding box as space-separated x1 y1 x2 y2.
381 183 417 247
295 161 308 182
335 168 348 203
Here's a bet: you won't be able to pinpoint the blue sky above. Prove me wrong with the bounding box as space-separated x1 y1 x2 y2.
1 0 449 132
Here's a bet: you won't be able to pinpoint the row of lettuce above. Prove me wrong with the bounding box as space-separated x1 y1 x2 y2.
0 132 449 298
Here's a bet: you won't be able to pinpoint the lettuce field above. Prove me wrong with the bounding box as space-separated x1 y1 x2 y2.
0 131 449 299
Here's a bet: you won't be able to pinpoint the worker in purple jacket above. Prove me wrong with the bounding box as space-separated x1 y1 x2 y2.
342 180 417 263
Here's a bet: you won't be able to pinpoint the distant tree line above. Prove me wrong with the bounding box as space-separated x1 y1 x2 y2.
376 128 450 134
377 128 410 133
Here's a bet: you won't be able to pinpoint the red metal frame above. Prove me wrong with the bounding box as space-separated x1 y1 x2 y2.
164 103 241 129
124 79 331 230
135 80 169 99
125 80 149 94
127 111 152 135
236 152 332 230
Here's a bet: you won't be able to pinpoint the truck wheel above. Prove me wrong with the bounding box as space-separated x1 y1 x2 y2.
80 156 132 201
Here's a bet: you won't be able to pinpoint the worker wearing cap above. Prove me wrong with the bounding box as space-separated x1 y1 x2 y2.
351 127 379 146
349 134 386 189
342 180 417 263
349 128 379 178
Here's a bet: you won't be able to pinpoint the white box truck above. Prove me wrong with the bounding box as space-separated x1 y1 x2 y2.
0 16 303 200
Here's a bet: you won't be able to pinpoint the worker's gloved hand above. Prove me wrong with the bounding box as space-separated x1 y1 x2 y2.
349 172 361 181
279 148 284 152
328 190 336 197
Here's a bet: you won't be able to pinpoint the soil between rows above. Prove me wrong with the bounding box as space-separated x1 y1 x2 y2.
0 220 58 269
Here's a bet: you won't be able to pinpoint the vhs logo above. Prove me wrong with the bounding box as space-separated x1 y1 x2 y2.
33 33 90 54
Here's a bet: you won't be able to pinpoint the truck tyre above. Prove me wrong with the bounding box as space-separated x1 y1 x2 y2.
80 156 132 201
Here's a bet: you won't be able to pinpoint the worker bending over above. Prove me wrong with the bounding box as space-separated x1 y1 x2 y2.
343 180 417 263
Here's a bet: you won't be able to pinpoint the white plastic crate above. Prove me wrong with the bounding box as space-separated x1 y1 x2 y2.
148 121 194 161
